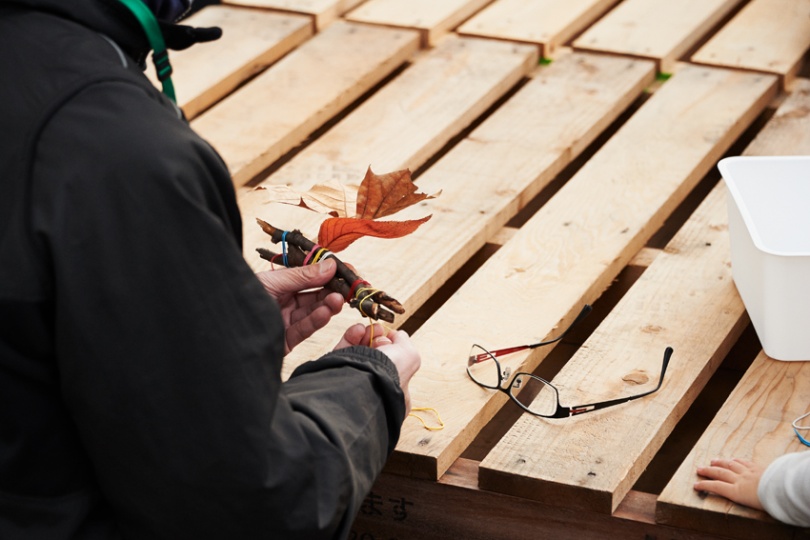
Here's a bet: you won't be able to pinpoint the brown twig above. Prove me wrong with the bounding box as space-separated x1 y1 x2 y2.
256 219 405 323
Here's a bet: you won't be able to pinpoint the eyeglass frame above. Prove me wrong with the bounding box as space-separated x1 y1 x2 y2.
466 306 674 418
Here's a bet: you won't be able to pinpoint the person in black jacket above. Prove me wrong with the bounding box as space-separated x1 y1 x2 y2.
0 0 421 538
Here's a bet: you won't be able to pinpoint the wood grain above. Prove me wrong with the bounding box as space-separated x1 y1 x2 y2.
345 0 494 47
390 64 776 482
656 77 810 540
573 0 744 73
691 0 810 88
242 53 654 383
192 22 420 186
146 6 312 119
457 0 620 58
222 0 365 29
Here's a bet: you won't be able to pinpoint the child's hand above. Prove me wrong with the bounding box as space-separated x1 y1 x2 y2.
695 457 766 511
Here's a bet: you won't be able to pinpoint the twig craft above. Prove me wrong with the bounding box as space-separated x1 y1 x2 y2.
256 167 439 322
256 220 404 322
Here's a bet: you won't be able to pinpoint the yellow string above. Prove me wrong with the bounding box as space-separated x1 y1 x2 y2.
366 320 397 347
355 286 378 320
409 407 444 431
312 248 329 263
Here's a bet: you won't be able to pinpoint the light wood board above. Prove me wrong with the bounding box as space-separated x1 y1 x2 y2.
691 0 810 88
457 0 619 58
390 64 777 481
345 0 494 47
222 0 365 29
242 52 654 380
477 177 747 514
147 6 312 120
573 0 744 73
192 22 420 186
657 352 810 540
242 36 537 195
656 77 810 540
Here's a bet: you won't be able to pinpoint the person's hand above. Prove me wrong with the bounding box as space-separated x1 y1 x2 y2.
256 259 344 355
335 323 421 416
694 457 766 511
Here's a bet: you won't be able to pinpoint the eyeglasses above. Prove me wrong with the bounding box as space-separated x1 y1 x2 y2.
466 306 673 418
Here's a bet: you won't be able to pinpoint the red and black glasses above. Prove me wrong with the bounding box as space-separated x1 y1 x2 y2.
466 305 673 418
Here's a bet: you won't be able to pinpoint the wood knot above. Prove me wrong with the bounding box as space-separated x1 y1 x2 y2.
622 371 649 385
641 324 663 334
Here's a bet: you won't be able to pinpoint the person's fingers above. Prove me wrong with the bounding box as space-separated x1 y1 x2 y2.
727 457 756 472
694 479 737 500
287 291 343 327
708 458 733 469
257 259 337 298
334 323 367 350
372 335 393 347
696 464 738 484
285 293 343 352
360 323 389 346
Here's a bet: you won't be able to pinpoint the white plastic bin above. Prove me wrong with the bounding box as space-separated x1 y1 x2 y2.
718 156 810 361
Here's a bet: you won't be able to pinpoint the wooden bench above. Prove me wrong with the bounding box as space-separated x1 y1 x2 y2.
171 1 810 537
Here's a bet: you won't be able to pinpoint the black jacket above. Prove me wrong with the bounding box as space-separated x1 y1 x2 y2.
0 1 405 538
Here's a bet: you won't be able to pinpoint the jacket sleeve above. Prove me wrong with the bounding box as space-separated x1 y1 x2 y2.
757 451 810 528
31 80 404 539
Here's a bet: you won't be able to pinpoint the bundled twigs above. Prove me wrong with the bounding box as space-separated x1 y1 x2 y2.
256 219 405 323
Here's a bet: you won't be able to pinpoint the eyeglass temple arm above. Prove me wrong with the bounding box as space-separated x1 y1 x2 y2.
557 346 673 418
483 305 594 360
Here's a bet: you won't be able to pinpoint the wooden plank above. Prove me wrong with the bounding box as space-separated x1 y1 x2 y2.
389 64 777 482
572 0 744 73
656 353 810 540
690 0 810 89
222 0 364 29
352 458 745 540
241 52 654 378
191 22 420 186
656 77 810 540
345 0 494 47
742 79 810 155
457 0 620 58
241 36 537 195
478 174 748 515
146 6 312 120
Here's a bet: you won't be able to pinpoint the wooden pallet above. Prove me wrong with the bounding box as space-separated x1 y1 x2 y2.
171 1 810 537
457 0 620 58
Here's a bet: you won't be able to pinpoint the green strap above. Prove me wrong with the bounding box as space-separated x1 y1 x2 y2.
116 0 177 103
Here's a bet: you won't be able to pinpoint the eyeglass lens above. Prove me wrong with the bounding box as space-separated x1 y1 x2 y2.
468 345 560 416
512 373 558 416
467 345 503 388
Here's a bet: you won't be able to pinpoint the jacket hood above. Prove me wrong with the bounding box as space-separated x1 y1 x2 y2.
3 0 149 58
1 0 216 63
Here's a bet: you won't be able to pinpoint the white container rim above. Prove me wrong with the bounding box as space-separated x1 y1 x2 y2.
718 155 810 258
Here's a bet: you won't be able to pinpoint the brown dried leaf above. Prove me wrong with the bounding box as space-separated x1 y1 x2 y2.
356 167 439 220
260 180 358 218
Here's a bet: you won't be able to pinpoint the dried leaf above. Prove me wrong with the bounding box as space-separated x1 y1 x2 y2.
261 180 358 218
318 215 432 253
356 167 438 219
